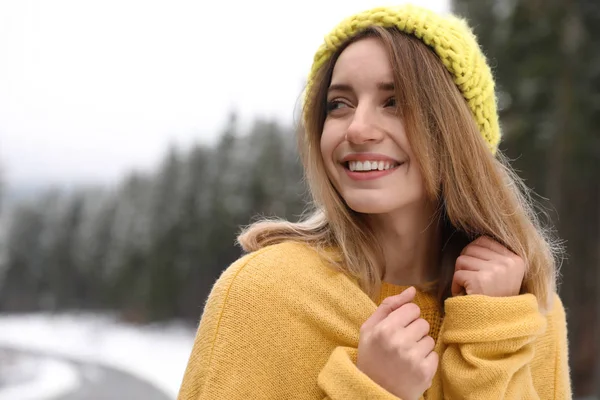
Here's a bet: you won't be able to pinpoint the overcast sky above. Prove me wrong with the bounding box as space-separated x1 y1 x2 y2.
0 0 448 187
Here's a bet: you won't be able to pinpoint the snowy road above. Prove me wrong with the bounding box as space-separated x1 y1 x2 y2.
0 313 195 399
55 361 172 400
2 347 172 400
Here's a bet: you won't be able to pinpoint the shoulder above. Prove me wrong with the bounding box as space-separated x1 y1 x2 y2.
536 292 567 341
544 292 568 340
547 293 567 321
208 241 361 310
200 241 372 341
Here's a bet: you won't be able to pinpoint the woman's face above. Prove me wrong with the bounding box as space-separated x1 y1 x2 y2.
320 37 426 215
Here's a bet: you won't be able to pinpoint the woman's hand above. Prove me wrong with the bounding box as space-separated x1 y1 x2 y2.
357 286 438 400
452 236 525 297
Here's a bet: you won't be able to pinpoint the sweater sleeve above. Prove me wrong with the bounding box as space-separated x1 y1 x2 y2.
550 295 572 399
176 254 295 400
177 247 408 400
428 293 572 399
318 346 404 400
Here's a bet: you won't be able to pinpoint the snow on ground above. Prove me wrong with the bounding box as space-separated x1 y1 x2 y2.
0 313 197 399
0 350 81 400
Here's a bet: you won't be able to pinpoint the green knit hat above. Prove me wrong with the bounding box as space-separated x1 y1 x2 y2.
305 4 501 154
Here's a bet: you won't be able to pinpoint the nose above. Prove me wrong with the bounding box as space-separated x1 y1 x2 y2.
345 105 384 144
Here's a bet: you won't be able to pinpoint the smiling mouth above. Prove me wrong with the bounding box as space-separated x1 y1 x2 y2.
343 160 403 172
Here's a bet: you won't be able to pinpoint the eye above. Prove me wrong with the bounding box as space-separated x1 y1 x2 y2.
384 97 397 108
326 100 349 113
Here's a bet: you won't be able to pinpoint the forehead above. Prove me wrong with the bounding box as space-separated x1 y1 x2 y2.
331 37 393 82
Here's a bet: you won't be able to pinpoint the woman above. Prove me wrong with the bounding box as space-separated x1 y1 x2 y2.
178 4 571 399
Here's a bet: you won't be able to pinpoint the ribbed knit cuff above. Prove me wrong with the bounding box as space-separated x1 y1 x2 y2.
318 347 401 400
442 294 546 343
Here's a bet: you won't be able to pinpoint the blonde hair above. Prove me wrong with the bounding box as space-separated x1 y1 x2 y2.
238 27 561 312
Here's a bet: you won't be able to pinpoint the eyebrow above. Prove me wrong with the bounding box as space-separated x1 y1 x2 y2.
327 82 395 93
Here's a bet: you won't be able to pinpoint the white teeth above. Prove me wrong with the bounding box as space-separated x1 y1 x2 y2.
348 160 398 172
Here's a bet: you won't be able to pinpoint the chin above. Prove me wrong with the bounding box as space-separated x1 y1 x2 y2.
344 198 396 215
341 189 426 215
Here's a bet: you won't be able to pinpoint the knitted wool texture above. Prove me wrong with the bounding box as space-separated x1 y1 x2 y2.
177 242 572 399
305 4 501 154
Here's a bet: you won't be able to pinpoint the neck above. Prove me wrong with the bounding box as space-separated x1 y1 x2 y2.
369 201 442 286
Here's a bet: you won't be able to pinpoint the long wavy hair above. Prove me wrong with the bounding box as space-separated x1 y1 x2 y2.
238 26 561 312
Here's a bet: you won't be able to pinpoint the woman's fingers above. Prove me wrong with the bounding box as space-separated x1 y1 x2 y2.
361 286 416 332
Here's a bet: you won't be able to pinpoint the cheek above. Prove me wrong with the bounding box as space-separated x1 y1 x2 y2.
320 124 338 167
319 132 328 160
407 162 427 200
401 139 426 194
319 125 345 193
388 119 410 150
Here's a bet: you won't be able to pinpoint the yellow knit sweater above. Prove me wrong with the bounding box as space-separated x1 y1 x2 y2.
178 241 572 399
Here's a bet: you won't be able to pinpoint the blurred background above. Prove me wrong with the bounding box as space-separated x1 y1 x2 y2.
0 0 598 399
